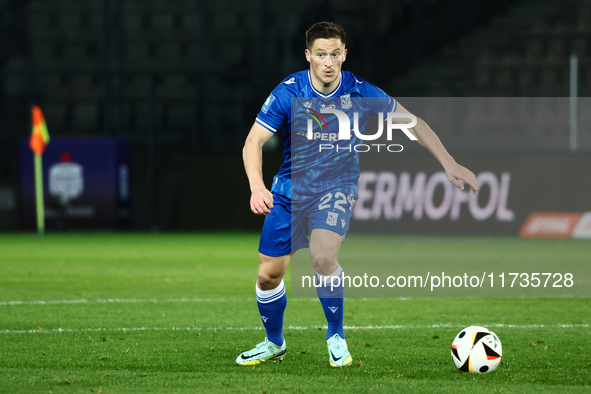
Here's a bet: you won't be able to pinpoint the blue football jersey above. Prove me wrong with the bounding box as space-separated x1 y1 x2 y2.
256 70 397 200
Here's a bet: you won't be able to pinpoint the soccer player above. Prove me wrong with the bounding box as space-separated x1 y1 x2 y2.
238 21 479 367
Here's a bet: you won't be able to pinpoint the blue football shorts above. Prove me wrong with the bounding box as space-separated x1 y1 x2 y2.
258 190 357 257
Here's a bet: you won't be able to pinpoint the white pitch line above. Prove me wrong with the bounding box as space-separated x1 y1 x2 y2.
0 297 257 306
1 323 589 335
0 297 414 306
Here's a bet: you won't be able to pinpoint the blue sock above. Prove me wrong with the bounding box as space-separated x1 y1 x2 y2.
256 280 287 347
316 265 345 340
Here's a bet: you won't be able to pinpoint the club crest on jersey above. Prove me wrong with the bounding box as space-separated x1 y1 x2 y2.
347 194 356 210
261 94 275 114
341 94 352 109
326 211 338 226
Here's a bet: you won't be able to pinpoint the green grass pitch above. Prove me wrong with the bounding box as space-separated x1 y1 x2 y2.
0 232 590 393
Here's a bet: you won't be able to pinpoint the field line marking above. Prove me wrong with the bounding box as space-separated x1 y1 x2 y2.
0 297 419 306
1 296 588 307
1 323 589 335
0 297 258 306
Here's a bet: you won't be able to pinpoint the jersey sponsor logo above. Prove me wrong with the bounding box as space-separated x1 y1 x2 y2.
321 103 336 110
284 77 296 84
261 94 276 114
303 132 338 141
326 211 339 226
340 94 352 109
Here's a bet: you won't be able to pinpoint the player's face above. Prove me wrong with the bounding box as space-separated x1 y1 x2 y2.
305 38 347 91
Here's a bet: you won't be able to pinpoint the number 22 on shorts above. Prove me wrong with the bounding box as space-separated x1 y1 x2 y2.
318 192 348 212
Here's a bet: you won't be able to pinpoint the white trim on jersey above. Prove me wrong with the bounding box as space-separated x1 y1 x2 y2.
255 117 277 133
307 70 342 98
390 99 398 113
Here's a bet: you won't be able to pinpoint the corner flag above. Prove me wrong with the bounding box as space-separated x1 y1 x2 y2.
29 105 50 234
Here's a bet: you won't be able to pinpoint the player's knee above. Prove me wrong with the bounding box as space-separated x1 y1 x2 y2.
311 251 337 273
257 265 283 288
257 271 282 288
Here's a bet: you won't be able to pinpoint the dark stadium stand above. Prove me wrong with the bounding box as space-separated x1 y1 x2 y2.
390 0 590 97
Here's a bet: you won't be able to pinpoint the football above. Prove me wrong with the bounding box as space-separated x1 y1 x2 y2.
451 326 502 373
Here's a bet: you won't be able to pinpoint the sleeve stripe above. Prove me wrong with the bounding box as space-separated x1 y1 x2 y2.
255 117 277 132
390 99 398 113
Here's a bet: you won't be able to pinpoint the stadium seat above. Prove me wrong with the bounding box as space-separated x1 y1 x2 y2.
213 13 237 31
30 42 55 63
4 57 27 96
72 102 99 131
524 42 543 64
27 13 52 38
516 58 537 90
152 14 174 31
181 13 200 31
577 0 591 31
539 63 561 89
70 75 100 99
495 54 518 89
122 13 143 31
167 103 194 128
126 76 153 98
37 74 62 94
547 38 566 60
58 0 79 10
87 12 103 31
571 37 588 59
42 102 68 130
125 41 151 64
122 0 145 10
134 102 163 127
157 75 191 99
63 43 87 64
581 63 591 84
473 53 493 88
58 13 81 37
155 43 181 63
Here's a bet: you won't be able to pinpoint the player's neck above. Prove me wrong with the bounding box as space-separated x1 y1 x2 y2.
310 71 341 95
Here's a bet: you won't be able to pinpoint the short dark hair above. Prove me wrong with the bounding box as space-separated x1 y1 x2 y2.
305 22 346 49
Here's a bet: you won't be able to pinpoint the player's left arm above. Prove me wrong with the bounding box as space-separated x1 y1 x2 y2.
395 103 479 195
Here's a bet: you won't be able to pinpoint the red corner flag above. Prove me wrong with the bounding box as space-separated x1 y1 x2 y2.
29 105 50 156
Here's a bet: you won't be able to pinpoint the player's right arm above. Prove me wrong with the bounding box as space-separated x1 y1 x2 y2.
243 122 275 215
